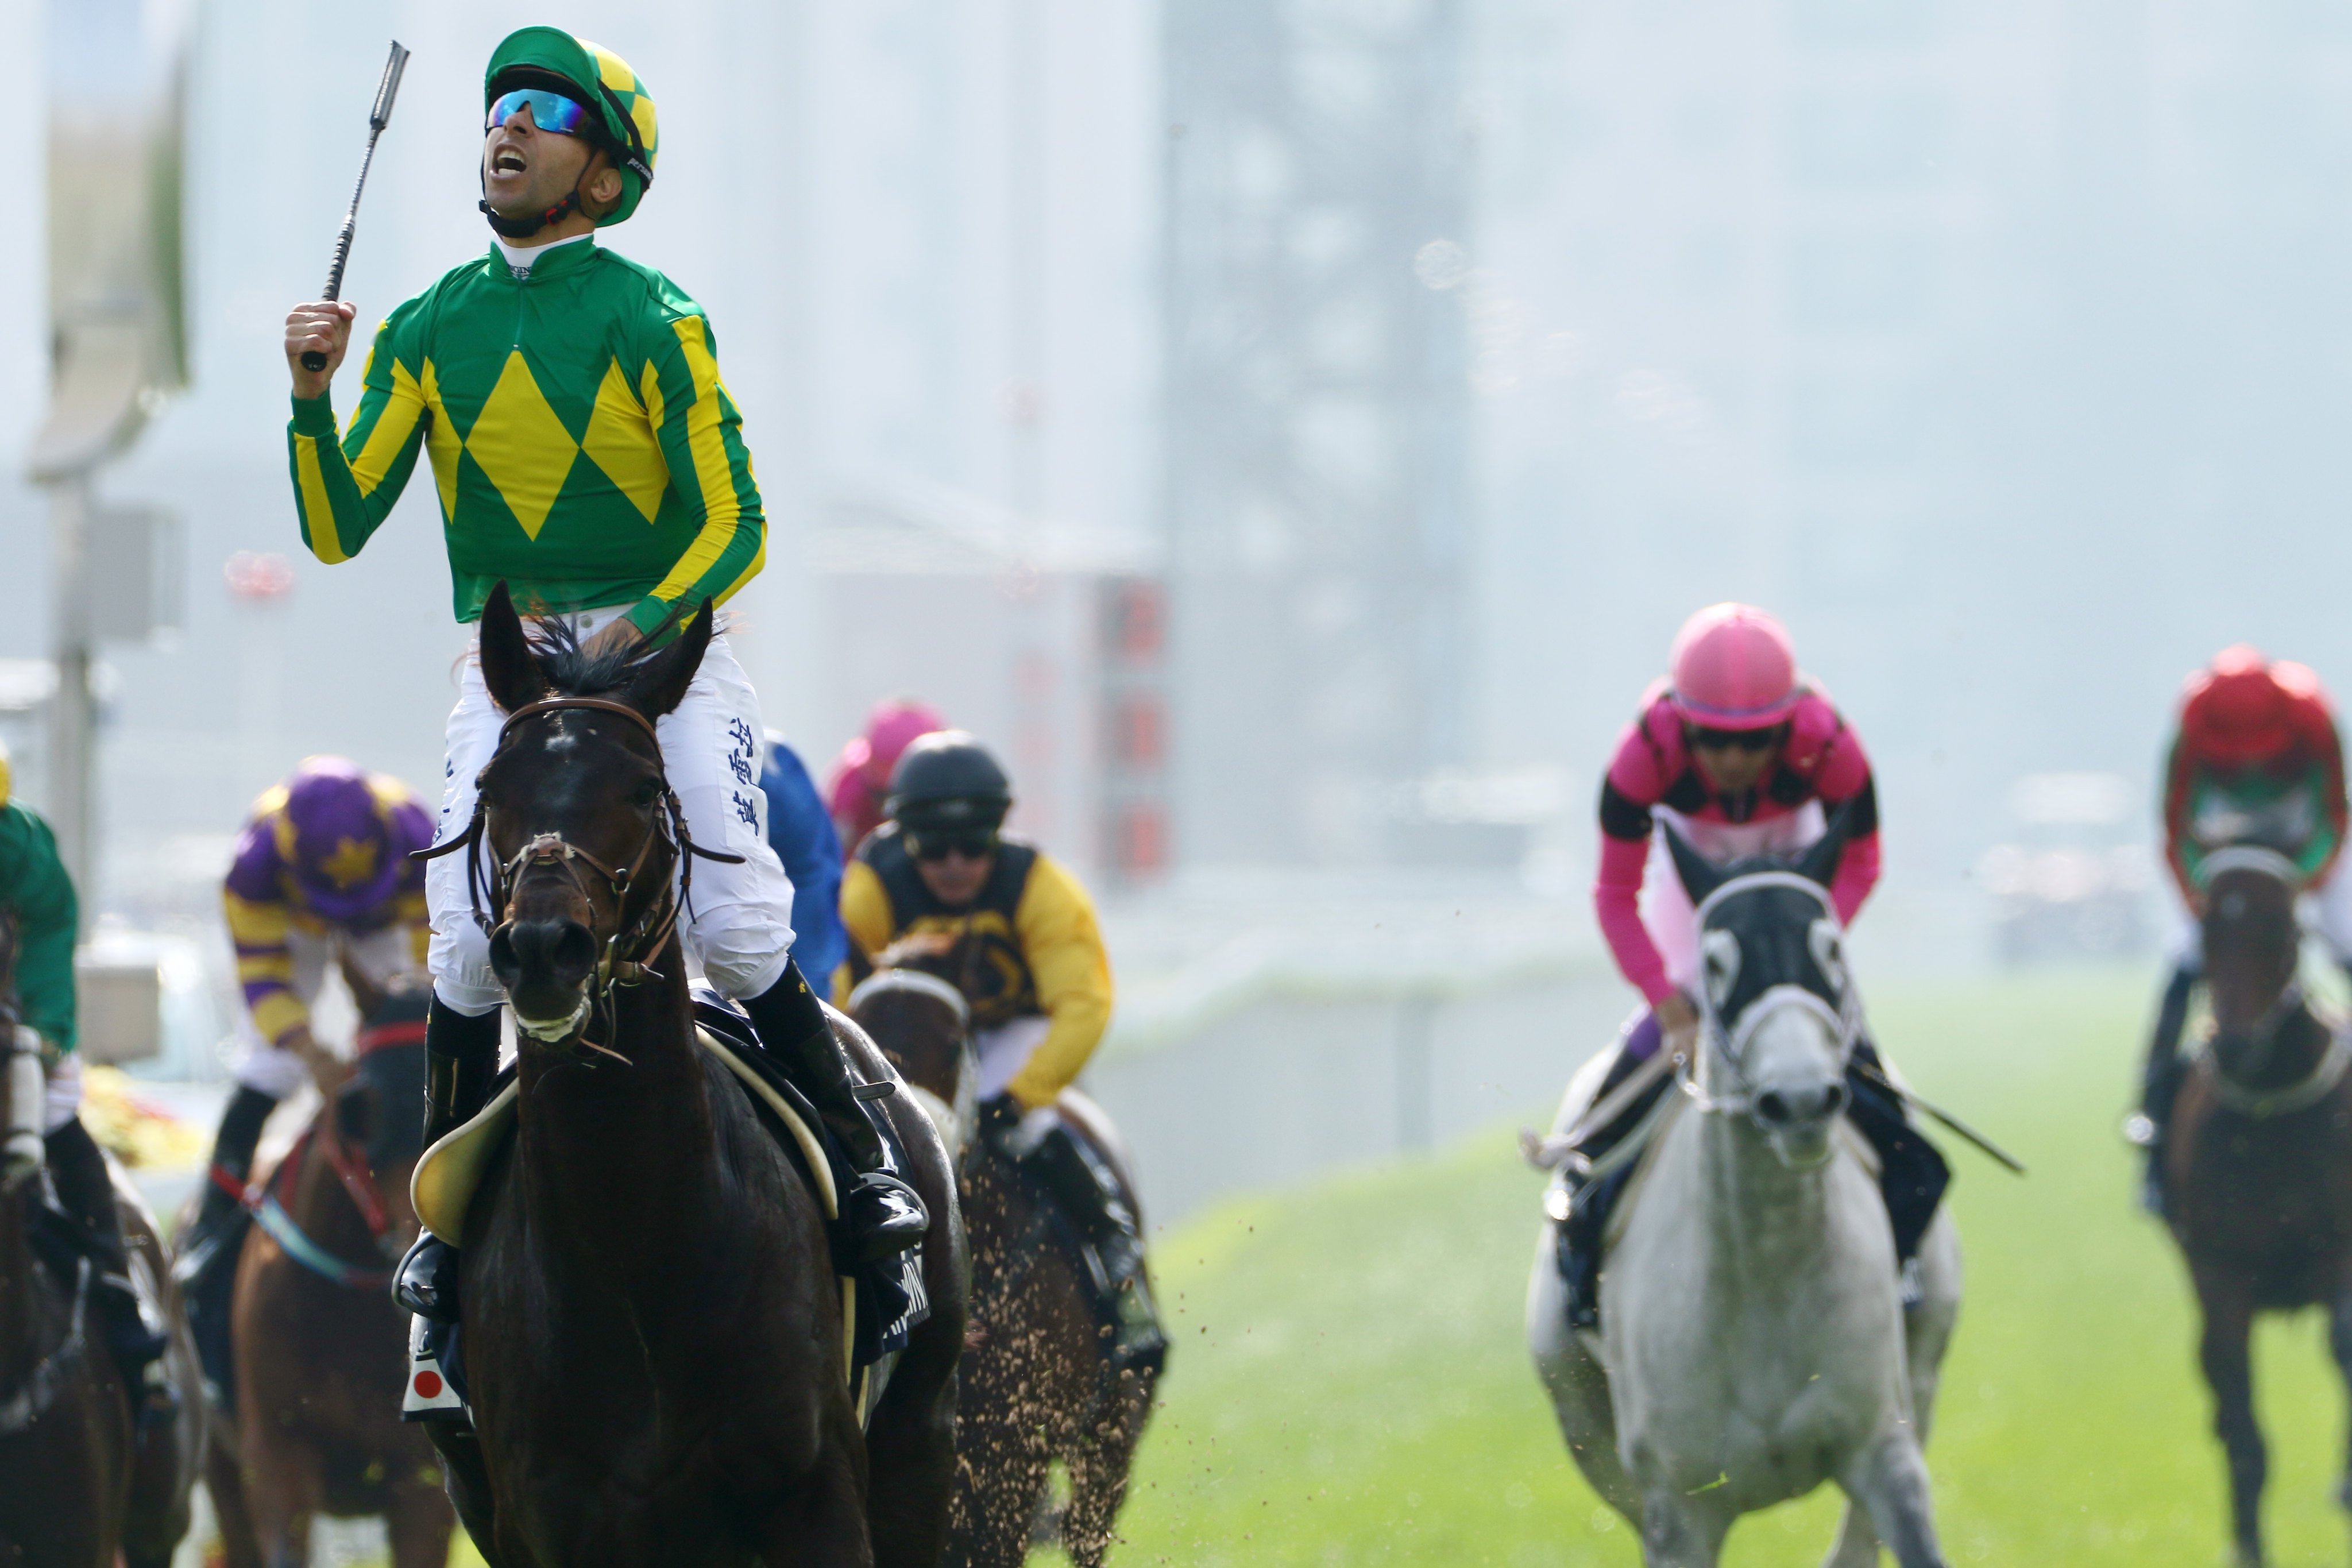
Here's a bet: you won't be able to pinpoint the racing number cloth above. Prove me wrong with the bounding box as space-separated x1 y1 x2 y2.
287 239 764 637
838 824 1113 1112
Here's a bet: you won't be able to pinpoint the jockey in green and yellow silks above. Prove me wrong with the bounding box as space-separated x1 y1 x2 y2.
281 28 926 1370
0 780 173 1419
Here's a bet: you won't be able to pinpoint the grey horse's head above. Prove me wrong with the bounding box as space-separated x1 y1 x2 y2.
1666 814 1859 1169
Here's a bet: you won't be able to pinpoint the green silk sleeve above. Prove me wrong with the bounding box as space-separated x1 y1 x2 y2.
624 309 766 638
287 304 432 566
0 808 78 1054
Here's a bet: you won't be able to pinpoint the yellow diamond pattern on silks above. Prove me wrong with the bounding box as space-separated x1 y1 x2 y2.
465 351 579 540
582 360 670 522
420 360 463 521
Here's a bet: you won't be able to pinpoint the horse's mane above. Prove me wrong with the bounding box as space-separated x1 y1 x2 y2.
520 604 694 699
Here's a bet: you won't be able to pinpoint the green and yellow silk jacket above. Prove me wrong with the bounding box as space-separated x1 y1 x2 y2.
287 240 764 634
0 803 78 1055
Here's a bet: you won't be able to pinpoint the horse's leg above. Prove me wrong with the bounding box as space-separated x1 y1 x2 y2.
205 1420 267 1568
862 1316 963 1568
239 1432 321 1568
2195 1272 2266 1567
382 1476 457 1568
1639 1492 1727 1567
423 1426 505 1568
2328 1286 2352 1519
1059 1363 1158 1568
1837 1430 1947 1568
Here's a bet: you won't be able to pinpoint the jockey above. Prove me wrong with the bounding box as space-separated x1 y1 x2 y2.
839 732 1168 1373
2126 645 2352 1216
828 699 944 859
173 758 432 1385
761 732 848 988
281 26 927 1326
1553 603 1945 1329
0 770 172 1419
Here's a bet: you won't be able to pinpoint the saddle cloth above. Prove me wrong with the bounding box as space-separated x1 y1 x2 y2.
407 1013 920 1422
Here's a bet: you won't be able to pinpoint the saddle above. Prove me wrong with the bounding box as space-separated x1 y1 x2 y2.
405 995 925 1424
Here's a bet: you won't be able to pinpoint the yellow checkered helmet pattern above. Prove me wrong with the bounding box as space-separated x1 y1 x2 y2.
485 27 658 226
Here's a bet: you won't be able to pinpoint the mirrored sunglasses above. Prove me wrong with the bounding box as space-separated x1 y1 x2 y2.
1688 724 1785 754
486 88 594 138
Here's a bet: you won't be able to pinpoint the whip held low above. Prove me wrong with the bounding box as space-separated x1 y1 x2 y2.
300 40 411 373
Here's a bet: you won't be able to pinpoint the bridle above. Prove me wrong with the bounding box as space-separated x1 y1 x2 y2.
2195 845 2346 1112
414 696 743 1045
1679 871 1861 1122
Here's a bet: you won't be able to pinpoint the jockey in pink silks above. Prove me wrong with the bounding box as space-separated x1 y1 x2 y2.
1550 603 1944 1331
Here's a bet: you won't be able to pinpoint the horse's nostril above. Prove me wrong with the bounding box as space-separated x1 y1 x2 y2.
1756 1091 1790 1124
1824 1082 1851 1117
496 918 598 984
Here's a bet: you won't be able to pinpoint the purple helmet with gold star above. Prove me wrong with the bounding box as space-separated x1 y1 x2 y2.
271 757 404 922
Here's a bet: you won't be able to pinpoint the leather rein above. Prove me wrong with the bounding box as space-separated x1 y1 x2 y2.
412 696 743 1045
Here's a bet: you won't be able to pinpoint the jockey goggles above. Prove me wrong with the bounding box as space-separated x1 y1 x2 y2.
1687 722 1787 754
905 828 999 863
487 88 596 138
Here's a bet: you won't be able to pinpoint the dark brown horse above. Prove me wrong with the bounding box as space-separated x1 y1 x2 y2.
425 585 964 1568
849 937 1159 1568
202 983 452 1568
0 916 203 1567
2165 846 2352 1567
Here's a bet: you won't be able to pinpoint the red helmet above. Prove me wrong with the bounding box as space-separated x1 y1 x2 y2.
2181 646 2326 766
1667 603 1801 729
855 699 945 787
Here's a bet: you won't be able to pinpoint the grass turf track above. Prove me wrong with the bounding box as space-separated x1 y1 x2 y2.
1075 969 2352 1567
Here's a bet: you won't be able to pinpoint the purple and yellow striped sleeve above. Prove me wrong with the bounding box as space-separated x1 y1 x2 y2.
224 889 307 1045
287 303 434 567
625 310 765 638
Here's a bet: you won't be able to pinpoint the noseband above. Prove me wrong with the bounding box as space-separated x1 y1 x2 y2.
414 696 744 1044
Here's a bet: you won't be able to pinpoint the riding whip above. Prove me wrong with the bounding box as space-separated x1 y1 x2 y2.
300 40 411 372
1851 1061 2027 1176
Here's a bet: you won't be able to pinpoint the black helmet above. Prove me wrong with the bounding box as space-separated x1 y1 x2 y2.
887 731 1013 831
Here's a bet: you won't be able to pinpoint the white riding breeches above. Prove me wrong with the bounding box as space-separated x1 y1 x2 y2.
235 923 421 1098
43 1054 80 1134
426 609 798 1017
975 1015 1052 1104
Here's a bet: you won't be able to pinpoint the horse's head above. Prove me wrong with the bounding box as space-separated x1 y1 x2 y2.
470 582 712 1045
1667 816 1858 1169
328 980 432 1254
848 934 977 1161
2199 845 2306 1067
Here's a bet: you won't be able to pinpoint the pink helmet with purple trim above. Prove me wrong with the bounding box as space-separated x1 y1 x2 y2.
1667 603 1801 729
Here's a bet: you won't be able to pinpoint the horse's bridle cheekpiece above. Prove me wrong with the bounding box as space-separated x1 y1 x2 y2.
414 696 743 1048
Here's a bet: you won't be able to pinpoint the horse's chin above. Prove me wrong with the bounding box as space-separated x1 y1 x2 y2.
1763 1122 1835 1170
513 991 590 1043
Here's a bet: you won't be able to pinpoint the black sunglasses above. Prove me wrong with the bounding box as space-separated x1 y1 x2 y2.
1687 724 1785 754
908 829 998 863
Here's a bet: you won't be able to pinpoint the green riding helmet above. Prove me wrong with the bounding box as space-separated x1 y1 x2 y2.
484 26 659 226
888 732 1014 834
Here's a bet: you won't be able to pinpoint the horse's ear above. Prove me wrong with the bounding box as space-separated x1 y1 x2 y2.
477 582 546 715
624 599 713 719
1664 822 1728 905
1794 804 1853 890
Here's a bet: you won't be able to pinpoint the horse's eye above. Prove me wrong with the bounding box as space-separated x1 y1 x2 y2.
634 778 663 808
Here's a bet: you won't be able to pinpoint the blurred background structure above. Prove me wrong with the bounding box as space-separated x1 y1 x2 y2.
6 0 2352 1196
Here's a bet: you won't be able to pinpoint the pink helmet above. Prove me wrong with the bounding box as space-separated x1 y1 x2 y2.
1667 603 1801 728
858 699 946 786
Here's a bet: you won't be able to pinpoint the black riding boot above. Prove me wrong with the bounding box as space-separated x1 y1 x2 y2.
1843 1042 1952 1293
45 1118 174 1425
1556 1042 1674 1332
392 998 502 1323
2126 961 2199 1221
740 961 929 1264
1009 1114 1169 1376
171 1083 277 1407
